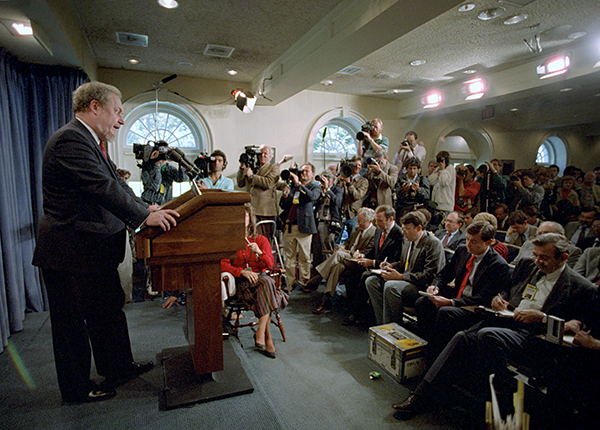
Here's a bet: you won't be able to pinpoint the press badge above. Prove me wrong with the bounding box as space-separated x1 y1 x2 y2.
521 284 538 301
292 191 300 204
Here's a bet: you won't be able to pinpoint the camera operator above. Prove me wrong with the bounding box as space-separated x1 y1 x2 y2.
356 118 389 166
140 141 187 205
337 155 369 239
475 160 508 212
429 151 456 214
454 164 480 213
194 149 234 190
393 131 426 176
279 163 320 291
313 171 344 267
510 169 544 211
237 145 280 237
363 149 398 209
394 157 430 220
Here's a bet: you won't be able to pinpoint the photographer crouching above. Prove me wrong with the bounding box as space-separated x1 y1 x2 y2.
135 140 187 205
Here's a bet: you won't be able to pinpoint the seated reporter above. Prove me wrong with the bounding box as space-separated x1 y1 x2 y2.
221 203 288 359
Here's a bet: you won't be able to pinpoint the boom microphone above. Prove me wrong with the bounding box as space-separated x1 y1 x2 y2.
322 127 327 139
153 74 178 87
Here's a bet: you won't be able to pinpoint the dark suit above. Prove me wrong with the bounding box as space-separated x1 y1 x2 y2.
435 228 466 251
419 260 597 397
574 246 600 283
345 223 403 320
415 245 509 358
367 231 445 324
32 118 150 402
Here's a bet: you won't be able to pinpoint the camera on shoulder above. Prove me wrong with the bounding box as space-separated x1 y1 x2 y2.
239 145 262 173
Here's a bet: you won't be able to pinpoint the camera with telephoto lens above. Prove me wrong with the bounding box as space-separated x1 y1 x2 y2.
280 163 301 184
239 145 262 173
339 158 357 179
365 157 379 166
356 122 375 140
510 173 523 182
456 167 467 178
133 141 169 163
193 153 216 179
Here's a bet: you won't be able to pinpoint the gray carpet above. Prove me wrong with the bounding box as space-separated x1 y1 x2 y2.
0 288 473 429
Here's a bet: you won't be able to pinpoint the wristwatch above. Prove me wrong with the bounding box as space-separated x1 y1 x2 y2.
541 313 548 324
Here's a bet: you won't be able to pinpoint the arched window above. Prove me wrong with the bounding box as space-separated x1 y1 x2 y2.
308 109 366 172
536 135 567 171
119 95 213 198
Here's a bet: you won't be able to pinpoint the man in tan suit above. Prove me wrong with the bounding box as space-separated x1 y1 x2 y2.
305 208 377 314
337 155 369 238
237 145 280 237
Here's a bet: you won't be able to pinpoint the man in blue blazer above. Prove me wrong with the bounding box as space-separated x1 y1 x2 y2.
33 82 179 403
279 162 321 290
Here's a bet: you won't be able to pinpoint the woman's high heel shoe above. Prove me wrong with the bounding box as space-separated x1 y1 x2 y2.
261 349 276 359
253 333 266 350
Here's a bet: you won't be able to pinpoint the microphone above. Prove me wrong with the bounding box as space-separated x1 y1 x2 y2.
322 127 327 139
153 74 178 87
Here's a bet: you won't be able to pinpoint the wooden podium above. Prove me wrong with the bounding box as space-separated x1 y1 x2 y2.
136 189 250 376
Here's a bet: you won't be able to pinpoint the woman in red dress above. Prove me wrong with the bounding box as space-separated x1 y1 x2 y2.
222 203 288 358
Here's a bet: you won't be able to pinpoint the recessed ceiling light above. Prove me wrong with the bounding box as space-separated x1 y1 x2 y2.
178 62 192 67
510 108 519 112
560 87 573 92
410 59 426 66
458 4 475 12
320 80 333 86
463 69 477 74
503 14 529 25
478 7 505 21
127 58 141 64
158 0 178 9
227 69 238 76
12 22 33 36
567 32 586 39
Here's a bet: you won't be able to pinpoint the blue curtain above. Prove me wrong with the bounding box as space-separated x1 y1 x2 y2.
0 48 87 353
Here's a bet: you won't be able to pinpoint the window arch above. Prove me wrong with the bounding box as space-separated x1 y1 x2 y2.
307 107 367 172
536 135 566 171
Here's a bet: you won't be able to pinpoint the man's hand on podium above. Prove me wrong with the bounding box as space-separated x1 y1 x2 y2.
146 209 180 231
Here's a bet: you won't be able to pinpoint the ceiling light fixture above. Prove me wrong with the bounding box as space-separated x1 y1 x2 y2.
12 22 33 36
158 0 179 9
410 59 426 66
464 78 485 100
463 69 477 75
227 69 238 76
537 55 570 79
458 4 475 12
127 58 141 64
422 91 442 109
386 89 413 94
504 14 529 25
231 89 256 113
320 80 333 86
560 87 573 92
567 32 586 40
178 62 192 68
510 108 519 112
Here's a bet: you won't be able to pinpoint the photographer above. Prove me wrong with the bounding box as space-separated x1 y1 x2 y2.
313 171 343 267
454 164 480 213
393 131 426 176
337 155 369 239
475 160 508 212
363 149 398 209
356 118 389 165
140 141 187 205
429 151 456 214
279 163 320 290
511 169 544 211
195 149 234 190
394 157 430 219
237 145 280 236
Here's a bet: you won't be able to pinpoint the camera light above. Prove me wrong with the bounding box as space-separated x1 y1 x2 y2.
423 91 442 109
464 78 485 100
537 55 570 79
12 22 33 36
231 89 256 113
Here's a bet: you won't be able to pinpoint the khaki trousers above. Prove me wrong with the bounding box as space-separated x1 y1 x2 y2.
283 225 313 288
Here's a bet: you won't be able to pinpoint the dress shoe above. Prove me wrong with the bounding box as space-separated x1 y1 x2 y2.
63 384 116 404
392 392 425 419
101 361 154 390
312 295 332 314
260 349 276 359
342 314 357 326
253 332 266 350
295 280 313 293
305 274 322 291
